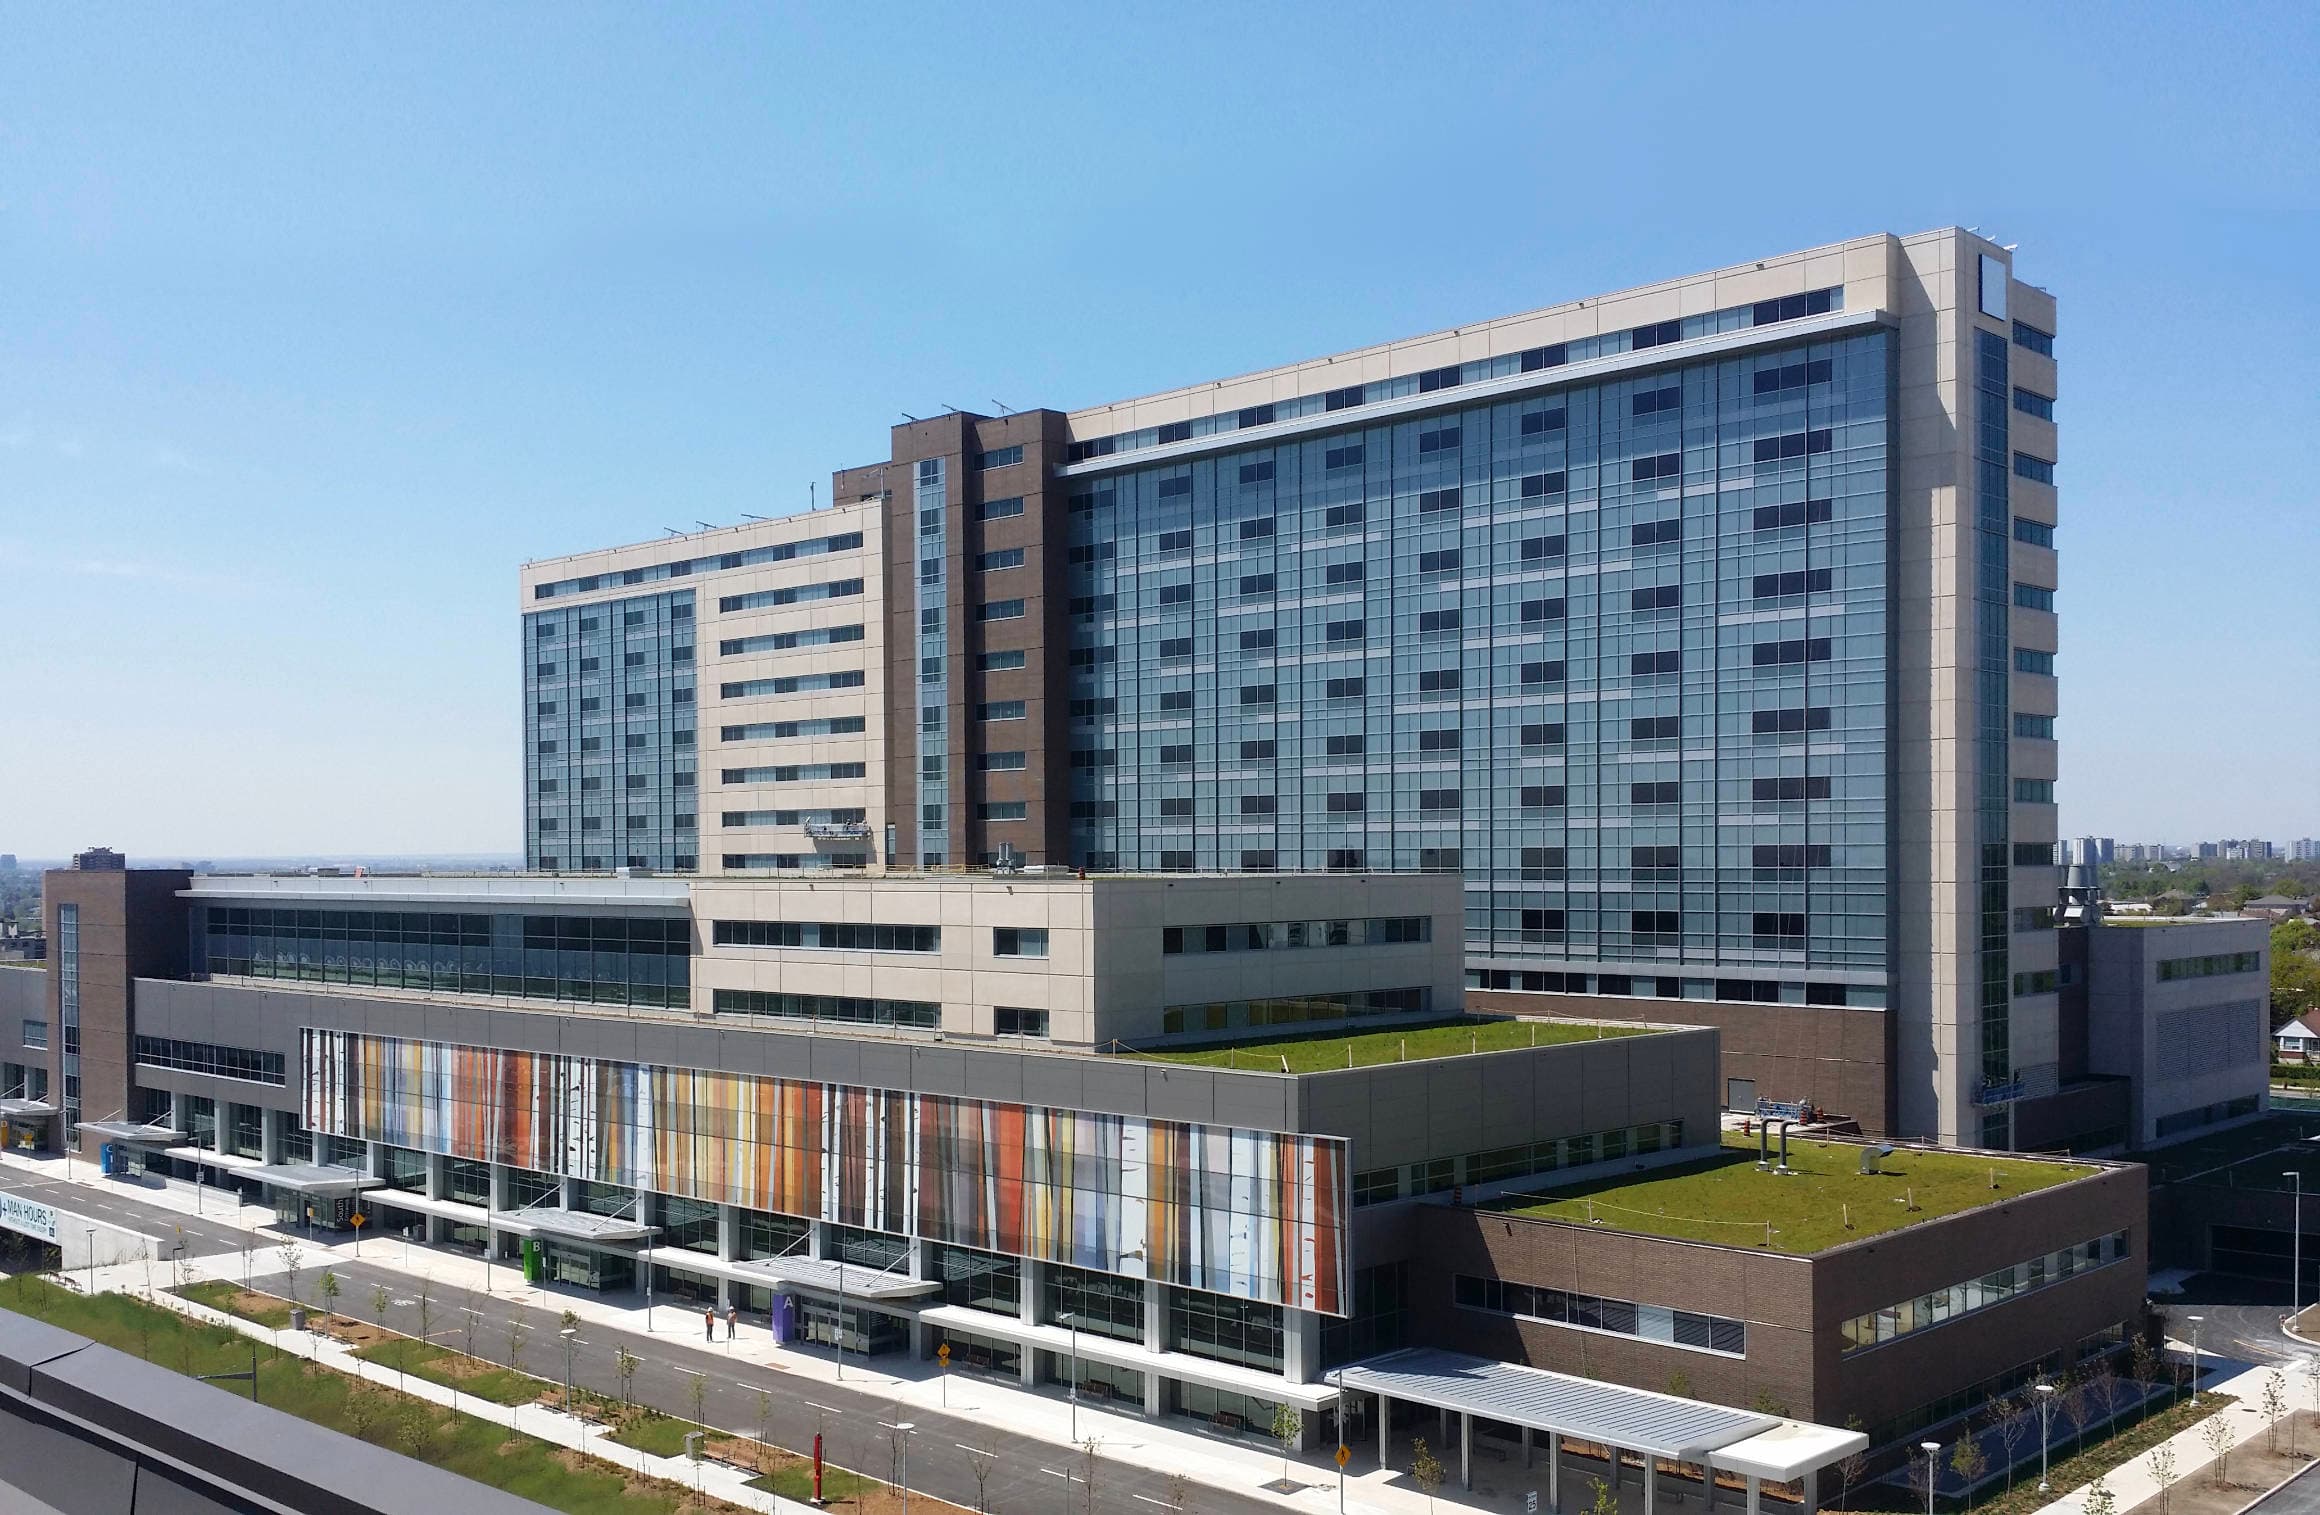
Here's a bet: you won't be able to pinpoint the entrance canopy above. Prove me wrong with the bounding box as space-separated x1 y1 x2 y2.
0 1099 57 1125
246 1162 382 1196
1712 1420 1873 1484
505 1209 654 1246
732 1255 940 1301
1337 1348 1779 1462
75 1118 183 1145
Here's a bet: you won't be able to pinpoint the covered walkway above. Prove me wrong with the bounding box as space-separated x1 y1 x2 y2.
1337 1349 1865 1514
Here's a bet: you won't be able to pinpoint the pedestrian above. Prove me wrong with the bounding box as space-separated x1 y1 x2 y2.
704 1306 715 1341
725 1302 738 1340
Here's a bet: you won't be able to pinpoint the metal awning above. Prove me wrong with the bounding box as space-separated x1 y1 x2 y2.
731 1255 940 1300
1713 1420 1871 1483
503 1208 654 1245
0 1099 56 1124
1336 1349 1777 1461
76 1119 184 1145
245 1162 382 1196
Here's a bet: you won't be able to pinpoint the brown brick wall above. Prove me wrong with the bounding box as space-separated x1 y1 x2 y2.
43 867 190 1154
1470 988 1894 1135
1404 1159 2145 1428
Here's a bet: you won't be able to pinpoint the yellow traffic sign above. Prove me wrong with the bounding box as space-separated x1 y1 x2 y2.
936 1343 951 1361
1335 1445 1350 1469
350 1213 366 1228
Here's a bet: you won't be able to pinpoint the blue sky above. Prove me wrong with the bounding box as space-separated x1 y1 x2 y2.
3 2 2315 860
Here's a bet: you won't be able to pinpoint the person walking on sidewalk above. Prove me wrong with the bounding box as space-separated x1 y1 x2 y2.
704 1306 715 1341
725 1302 737 1340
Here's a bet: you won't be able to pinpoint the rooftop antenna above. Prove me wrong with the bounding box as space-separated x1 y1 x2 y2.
991 399 1013 416
662 527 683 536
695 520 713 531
741 513 767 522
900 412 920 423
941 403 962 415
810 482 817 508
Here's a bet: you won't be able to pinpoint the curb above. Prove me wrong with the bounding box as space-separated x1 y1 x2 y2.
2225 1453 2320 1515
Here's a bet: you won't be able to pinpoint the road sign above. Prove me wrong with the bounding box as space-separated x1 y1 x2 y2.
1527 1493 1539 1513
350 1213 366 1228
1335 1445 1351 1469
937 1343 951 1365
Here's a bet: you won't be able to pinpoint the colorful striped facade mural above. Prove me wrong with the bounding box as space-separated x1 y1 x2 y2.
304 1029 1349 1313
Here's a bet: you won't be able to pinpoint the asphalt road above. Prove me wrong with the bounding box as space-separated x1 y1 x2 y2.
2247 1458 2320 1515
2160 1298 2311 1371
0 1165 1292 1515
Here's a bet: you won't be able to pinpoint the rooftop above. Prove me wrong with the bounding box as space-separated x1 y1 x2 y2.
1489 1133 2100 1254
1125 1016 1652 1072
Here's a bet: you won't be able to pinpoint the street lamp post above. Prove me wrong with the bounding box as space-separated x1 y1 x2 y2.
1921 1441 1942 1515
1059 1310 1080 1443
2188 1315 2205 1406
880 1420 916 1515
2035 1382 2056 1492
2288 1172 2305 1331
561 1327 577 1414
83 1227 95 1294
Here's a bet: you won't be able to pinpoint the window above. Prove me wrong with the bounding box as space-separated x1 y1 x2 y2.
994 1007 1049 1038
1520 598 1565 622
1417 363 1463 393
979 547 1025 571
1323 733 1363 757
1238 404 1276 427
1416 668 1460 694
1157 583 1192 606
1631 650 1681 677
1753 429 1833 464
2014 583 2056 611
1751 707 1831 735
1751 288 1837 325
2014 842 2056 866
2014 713 2055 739
1630 716 1680 742
2014 453 2055 484
1418 487 1462 514
974 445 1023 469
1417 608 1461 634
1325 791 1365 814
1324 384 1366 411
1521 405 1568 435
2013 517 2055 548
1238 628 1275 651
980 495 1024 520
1520 534 1566 561
979 649 1027 672
1156 421 1191 444
979 701 1026 721
1238 460 1276 485
2013 321 2055 356
1631 451 1681 482
1520 722 1564 747
1240 683 1277 706
1324 561 1365 586
1753 499 1833 531
1417 727 1461 752
1239 516 1275 539
2013 388 2054 421
1753 913 1807 942
21 1020 47 1050
1158 689 1192 711
2158 951 2262 982
1157 529 1193 554
1417 789 1460 812
1325 676 1365 699
1631 781 1680 806
1631 845 1680 875
1238 573 1276 596
2014 778 2055 803
1519 659 1566 685
1520 785 1566 809
1753 775 1831 802
993 928 1049 959
1630 584 1681 612
1753 358 1833 395
979 598 1027 621
1417 549 1461 574
715 921 939 953
1417 425 1460 454
1239 794 1277 815
1753 568 1832 600
1521 471 1566 499
980 751 1027 771
1630 518 1681 548
1632 911 1680 941
1631 319 1682 349
713 990 938 1030
1324 442 1364 470
1753 844 1830 871
1752 637 1831 667
1323 501 1365 530
2014 647 2055 675
1239 738 1276 761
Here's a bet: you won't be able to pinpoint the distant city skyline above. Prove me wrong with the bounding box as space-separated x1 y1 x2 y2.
5 4 2315 856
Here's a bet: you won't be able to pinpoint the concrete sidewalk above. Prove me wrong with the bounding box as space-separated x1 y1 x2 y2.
2023 1356 2313 1515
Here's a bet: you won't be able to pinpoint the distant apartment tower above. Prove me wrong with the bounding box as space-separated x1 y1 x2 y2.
2295 839 2319 862
525 229 2062 1146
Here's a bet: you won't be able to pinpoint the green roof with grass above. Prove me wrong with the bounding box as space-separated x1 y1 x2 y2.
1490 1132 2101 1254
1124 1016 1652 1072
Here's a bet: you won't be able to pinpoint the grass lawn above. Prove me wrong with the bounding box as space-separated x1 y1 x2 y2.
176 1279 293 1329
609 1410 704 1457
0 1275 722 1513
353 1336 545 1406
749 1463 876 1503
1132 1016 1646 1072
1494 1133 2098 1253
